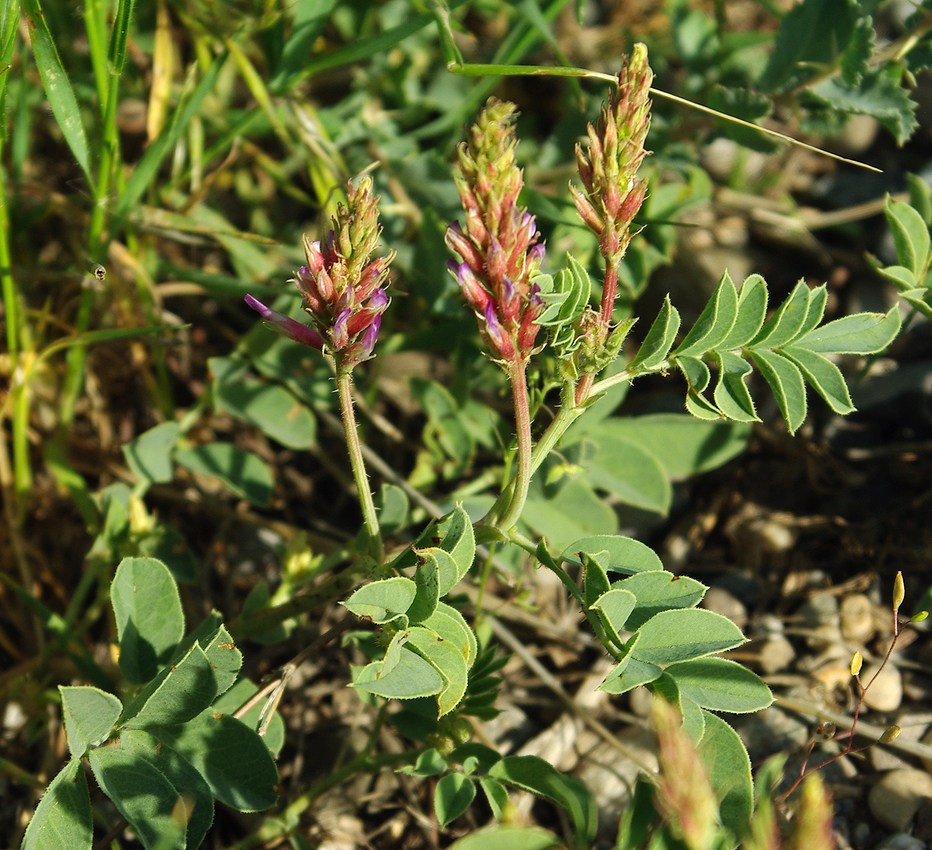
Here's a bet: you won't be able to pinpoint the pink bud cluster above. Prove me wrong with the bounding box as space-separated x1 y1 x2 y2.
571 43 652 265
245 176 392 367
446 99 546 365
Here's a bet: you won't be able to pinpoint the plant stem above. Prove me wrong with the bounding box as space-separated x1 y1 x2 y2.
496 361 534 532
335 364 383 564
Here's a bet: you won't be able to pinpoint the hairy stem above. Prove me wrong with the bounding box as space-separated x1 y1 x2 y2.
496 361 534 531
336 365 383 564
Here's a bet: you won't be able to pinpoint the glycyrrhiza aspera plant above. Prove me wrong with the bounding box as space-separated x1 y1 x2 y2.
22 43 914 850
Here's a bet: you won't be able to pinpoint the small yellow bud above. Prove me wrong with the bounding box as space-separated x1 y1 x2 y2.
892 571 905 612
880 725 901 743
850 651 863 677
910 610 928 623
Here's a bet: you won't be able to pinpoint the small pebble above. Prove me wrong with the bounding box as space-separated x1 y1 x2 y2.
862 663 903 713
702 586 748 629
758 635 796 675
840 593 876 644
797 593 842 650
867 768 932 831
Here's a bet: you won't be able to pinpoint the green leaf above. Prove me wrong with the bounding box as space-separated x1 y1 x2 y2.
809 71 918 146
123 422 181 484
712 351 759 422
489 755 597 846
342 576 416 623
127 644 218 727
403 748 447 777
675 354 710 393
59 686 122 758
418 547 464 600
448 826 561 850
210 677 285 758
907 174 932 225
781 347 854 415
581 552 611 612
377 483 410 534
354 645 445 701
795 285 828 339
112 557 185 684
174 442 274 507
582 433 672 514
88 747 186 850
421 602 478 668
664 658 774 713
759 0 860 92
590 588 637 635
674 273 739 357
433 505 476 590
748 349 807 434
212 371 316 450
152 712 279 811
629 295 680 371
21 759 92 850
561 535 663 575
750 280 811 349
698 711 754 837
795 306 901 354
199 626 243 698
22 0 91 183
717 275 768 350
885 198 931 280
600 656 663 695
407 556 440 624
478 777 510 821
521 477 616 552
406 625 469 716
615 571 708 631
435 773 476 827
120 729 214 850
633 609 746 665
590 415 750 479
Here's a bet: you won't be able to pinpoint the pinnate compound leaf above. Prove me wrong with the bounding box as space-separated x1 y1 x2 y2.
674 273 738 357
748 349 807 434
342 576 416 623
615 571 707 631
698 711 754 837
60 686 122 758
717 274 768 349
633 609 746 665
354 645 445 701
562 535 663 575
489 756 597 844
112 557 185 684
435 773 476 827
885 198 931 279
127 644 218 727
88 747 187 850
120 729 214 850
21 759 92 850
448 826 561 850
664 658 773 713
629 295 680 371
174 442 274 507
152 712 279 811
795 306 901 354
712 351 758 422
781 347 854 415
406 625 469 716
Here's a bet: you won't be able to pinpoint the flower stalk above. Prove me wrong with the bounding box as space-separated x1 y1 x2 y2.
570 43 652 403
446 100 546 530
246 176 392 562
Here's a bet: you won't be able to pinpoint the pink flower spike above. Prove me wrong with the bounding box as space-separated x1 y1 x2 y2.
244 294 324 350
